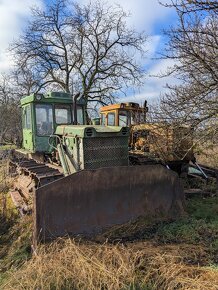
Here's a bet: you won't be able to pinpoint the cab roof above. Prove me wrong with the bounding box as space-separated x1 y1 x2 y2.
100 102 146 112
20 92 86 106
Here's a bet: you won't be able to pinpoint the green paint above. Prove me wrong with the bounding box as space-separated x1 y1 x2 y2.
55 125 128 137
21 92 85 153
20 90 129 178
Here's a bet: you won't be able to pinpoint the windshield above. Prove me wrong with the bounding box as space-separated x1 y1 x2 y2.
35 104 53 136
119 110 130 126
108 113 115 126
55 105 72 124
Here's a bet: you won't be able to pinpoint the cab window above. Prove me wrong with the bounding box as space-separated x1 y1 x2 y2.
55 104 72 124
101 114 106 126
140 112 146 123
24 105 31 129
119 110 130 126
131 111 143 124
107 113 115 126
36 104 53 136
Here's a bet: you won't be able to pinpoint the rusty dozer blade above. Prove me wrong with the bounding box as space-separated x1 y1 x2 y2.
34 165 184 244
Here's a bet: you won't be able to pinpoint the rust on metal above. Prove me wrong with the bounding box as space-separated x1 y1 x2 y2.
34 165 184 244
10 158 64 213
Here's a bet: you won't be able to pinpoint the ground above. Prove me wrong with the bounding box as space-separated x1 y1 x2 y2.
0 153 217 289
0 195 217 289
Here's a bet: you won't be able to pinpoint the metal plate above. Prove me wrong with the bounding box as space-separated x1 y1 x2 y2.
34 165 184 244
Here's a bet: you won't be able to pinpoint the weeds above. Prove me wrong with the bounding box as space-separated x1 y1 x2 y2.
0 159 32 285
0 195 217 290
2 238 218 290
0 145 16 151
0 156 217 289
187 196 218 221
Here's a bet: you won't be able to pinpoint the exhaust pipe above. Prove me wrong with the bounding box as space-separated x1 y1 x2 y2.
73 93 80 125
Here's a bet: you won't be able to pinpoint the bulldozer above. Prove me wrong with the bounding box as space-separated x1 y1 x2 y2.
99 101 195 174
9 92 184 244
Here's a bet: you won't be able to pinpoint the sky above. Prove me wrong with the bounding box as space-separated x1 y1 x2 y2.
0 0 178 104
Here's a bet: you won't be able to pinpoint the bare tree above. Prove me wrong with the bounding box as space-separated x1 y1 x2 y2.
0 75 22 144
157 0 218 146
12 65 45 97
10 0 146 108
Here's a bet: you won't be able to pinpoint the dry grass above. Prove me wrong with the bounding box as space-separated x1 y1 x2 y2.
146 253 218 290
0 154 217 290
0 158 16 221
2 238 218 290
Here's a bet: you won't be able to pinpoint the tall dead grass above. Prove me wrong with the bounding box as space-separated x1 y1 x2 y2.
2 238 218 290
0 158 15 220
0 159 10 218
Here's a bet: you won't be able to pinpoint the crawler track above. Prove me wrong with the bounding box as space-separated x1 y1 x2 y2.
10 158 63 215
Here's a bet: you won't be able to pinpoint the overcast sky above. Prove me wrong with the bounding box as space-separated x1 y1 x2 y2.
0 0 177 103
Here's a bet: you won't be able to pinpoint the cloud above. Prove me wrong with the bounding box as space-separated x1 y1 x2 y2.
80 0 173 32
149 58 177 76
118 57 179 105
117 34 178 104
0 0 176 103
0 0 44 72
112 0 173 32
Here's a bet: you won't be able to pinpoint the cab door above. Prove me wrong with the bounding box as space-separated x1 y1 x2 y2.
22 104 34 151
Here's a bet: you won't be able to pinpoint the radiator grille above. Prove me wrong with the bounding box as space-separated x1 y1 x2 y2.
83 136 129 169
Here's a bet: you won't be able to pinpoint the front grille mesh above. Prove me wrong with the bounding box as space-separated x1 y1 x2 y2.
83 137 128 169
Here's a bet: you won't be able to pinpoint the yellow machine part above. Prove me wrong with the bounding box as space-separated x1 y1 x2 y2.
131 123 194 162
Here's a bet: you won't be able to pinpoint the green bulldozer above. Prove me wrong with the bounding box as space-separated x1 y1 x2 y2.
9 92 184 244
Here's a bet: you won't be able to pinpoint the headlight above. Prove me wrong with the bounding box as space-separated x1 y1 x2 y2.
35 94 43 101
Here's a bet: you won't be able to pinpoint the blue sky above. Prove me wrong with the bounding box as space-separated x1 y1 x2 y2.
0 0 178 103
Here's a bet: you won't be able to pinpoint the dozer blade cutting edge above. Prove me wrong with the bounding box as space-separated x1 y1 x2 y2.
34 164 184 244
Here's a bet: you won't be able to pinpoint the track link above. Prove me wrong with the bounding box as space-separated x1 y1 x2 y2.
9 158 64 214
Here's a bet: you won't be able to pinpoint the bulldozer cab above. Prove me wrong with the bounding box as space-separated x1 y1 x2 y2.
100 101 194 163
100 102 148 127
21 92 86 153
